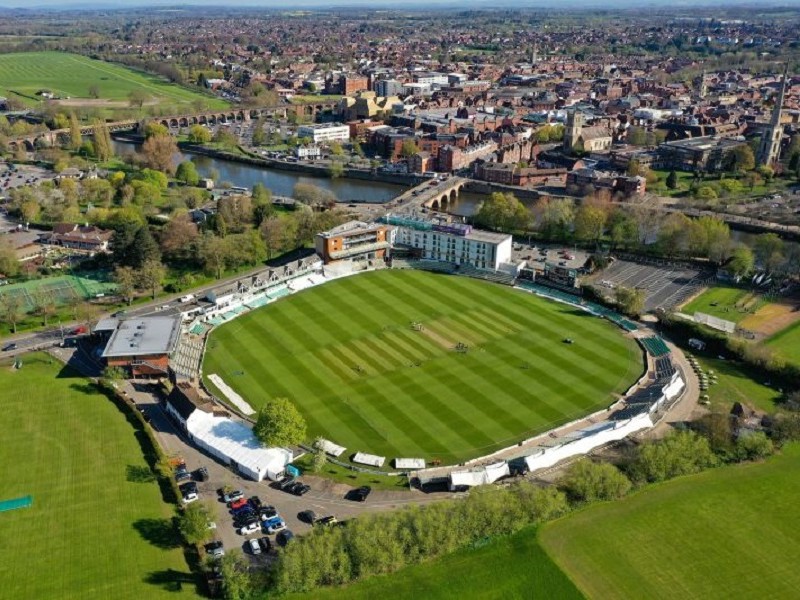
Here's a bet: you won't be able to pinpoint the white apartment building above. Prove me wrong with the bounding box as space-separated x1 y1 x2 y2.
297 123 351 143
393 222 512 271
296 145 322 159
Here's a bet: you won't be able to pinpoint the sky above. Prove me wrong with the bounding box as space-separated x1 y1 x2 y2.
1 0 798 8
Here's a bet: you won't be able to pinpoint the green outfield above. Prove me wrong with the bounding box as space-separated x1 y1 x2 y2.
0 51 226 110
0 354 195 599
767 320 800 366
290 525 583 600
680 285 762 324
203 270 642 464
540 444 800 600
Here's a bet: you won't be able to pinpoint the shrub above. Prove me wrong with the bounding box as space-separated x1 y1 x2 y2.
627 430 718 483
561 460 632 502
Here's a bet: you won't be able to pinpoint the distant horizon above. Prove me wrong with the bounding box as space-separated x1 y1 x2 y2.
2 0 800 10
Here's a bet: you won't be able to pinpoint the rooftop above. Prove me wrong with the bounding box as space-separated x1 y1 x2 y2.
102 316 182 358
466 229 513 244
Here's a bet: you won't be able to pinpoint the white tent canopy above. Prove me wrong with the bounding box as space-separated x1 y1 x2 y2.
318 439 347 457
394 458 425 470
352 452 385 468
449 461 510 490
186 411 292 481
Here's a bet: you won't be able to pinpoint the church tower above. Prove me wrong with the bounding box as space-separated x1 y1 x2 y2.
564 110 584 151
757 63 790 167
699 69 708 99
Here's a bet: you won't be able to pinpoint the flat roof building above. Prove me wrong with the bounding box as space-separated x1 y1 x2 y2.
297 123 351 144
315 220 390 265
101 316 182 376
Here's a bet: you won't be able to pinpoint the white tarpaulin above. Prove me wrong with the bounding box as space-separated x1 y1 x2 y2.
352 452 385 467
208 374 256 416
394 458 426 470
449 461 510 490
186 411 292 481
319 438 347 458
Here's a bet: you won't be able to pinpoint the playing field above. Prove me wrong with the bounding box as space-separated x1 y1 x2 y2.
0 272 118 313
288 525 583 600
203 270 642 464
0 354 195 599
767 320 800 366
540 444 800 600
0 51 226 110
681 285 763 324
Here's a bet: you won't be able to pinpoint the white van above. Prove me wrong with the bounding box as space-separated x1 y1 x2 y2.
180 294 195 303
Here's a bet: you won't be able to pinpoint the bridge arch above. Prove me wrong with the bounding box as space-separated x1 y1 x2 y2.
179 117 189 128
169 118 179 128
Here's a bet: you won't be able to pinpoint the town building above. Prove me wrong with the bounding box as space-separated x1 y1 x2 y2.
656 136 744 173
757 64 790 167
386 215 512 271
314 220 391 264
563 110 613 152
37 223 113 253
295 145 322 159
296 123 351 143
100 316 182 377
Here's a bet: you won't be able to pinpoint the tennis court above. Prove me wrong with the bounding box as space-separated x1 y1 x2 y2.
0 272 117 312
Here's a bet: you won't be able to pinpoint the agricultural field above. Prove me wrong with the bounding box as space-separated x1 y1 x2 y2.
680 285 764 324
289 525 583 600
0 354 195 599
540 444 800 600
767 320 800 366
203 270 643 465
0 51 226 112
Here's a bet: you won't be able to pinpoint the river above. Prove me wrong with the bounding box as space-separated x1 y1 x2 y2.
111 139 487 213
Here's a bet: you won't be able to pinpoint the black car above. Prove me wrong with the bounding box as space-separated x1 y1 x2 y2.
194 467 209 482
350 486 372 502
249 496 262 509
278 477 296 491
175 468 191 482
234 514 259 528
259 505 278 519
2 343 17 352
298 510 317 524
276 530 295 546
292 483 311 496
257 536 272 552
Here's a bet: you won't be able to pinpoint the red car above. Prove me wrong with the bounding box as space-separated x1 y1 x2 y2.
229 498 248 510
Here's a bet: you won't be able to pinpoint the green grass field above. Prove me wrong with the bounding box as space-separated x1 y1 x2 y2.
767 320 800 366
0 354 196 599
0 51 226 111
540 444 800 600
203 270 642 464
681 285 762 324
692 355 782 413
288 525 583 600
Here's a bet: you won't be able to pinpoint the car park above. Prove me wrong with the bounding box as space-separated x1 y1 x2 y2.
247 538 261 555
238 522 260 536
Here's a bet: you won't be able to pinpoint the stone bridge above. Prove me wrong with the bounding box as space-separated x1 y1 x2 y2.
384 176 471 216
6 100 340 152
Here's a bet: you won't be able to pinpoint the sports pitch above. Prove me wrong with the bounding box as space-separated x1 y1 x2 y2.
540 444 800 600
0 354 194 599
0 51 227 110
680 285 763 324
203 270 643 464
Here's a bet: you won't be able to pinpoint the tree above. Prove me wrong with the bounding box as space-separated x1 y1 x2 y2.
260 216 290 259
329 141 344 156
141 134 178 174
253 397 307 447
727 246 754 278
0 237 19 278
128 89 148 108
628 430 717 484
475 192 529 232
88 84 100 99
695 185 718 202
400 138 419 158
32 289 57 327
573 202 608 244
560 460 631 502
178 502 215 545
754 233 784 272
0 291 24 334
311 437 328 472
188 124 212 144
534 197 575 240
725 144 755 173
734 432 775 462
626 158 642 177
138 259 167 299
657 212 692 257
328 161 344 179
219 551 256 600
665 170 678 190
143 122 169 139
160 213 199 262
293 182 336 206
175 161 200 186
114 266 138 305
68 112 82 150
614 286 645 317
198 232 230 278
92 120 113 163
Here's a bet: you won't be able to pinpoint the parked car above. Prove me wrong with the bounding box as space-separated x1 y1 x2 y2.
278 477 296 492
2 343 17 352
350 486 371 502
276 530 295 546
263 517 286 534
180 482 198 502
175 467 191 482
259 506 278 520
258 536 272 552
205 541 224 557
316 515 338 528
247 538 261 555
249 496 262 509
229 498 248 511
194 467 209 482
298 510 317 524
288 482 311 496
223 490 244 504
238 522 260 535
